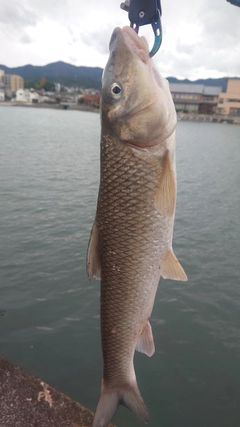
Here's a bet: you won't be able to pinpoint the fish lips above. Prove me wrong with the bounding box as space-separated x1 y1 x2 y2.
110 26 150 65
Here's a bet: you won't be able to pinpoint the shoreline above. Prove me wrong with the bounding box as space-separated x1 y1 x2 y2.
1 102 240 124
0 101 99 113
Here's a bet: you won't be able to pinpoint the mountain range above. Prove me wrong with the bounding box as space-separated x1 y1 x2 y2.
0 61 236 91
0 61 103 89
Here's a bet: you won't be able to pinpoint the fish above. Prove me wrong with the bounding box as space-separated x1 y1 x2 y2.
87 26 187 427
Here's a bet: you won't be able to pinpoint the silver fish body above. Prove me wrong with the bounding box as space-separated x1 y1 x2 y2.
87 26 187 427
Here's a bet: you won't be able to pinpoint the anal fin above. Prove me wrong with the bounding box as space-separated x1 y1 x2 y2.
136 321 155 357
154 150 176 217
86 219 101 280
161 249 187 281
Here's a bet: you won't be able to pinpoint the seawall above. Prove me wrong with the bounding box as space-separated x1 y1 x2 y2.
0 356 116 427
177 112 240 124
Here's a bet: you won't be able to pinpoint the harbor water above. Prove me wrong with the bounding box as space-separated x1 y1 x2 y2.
0 106 240 427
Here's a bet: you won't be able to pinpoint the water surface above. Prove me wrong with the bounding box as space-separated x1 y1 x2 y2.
0 106 240 427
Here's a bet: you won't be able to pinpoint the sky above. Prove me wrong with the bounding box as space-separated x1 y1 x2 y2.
0 0 240 80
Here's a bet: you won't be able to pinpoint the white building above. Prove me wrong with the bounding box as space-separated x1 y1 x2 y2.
0 69 5 81
0 89 5 101
16 88 39 103
54 82 61 92
0 76 5 101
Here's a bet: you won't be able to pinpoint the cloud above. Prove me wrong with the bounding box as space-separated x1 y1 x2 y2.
155 0 240 78
79 25 113 55
19 32 34 45
0 0 239 78
0 0 38 49
68 55 78 65
199 0 240 49
0 1 38 32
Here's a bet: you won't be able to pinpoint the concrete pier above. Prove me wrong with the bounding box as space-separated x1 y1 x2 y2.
177 112 240 124
0 356 116 427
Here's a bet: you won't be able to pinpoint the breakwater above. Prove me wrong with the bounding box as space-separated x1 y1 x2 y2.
177 112 240 124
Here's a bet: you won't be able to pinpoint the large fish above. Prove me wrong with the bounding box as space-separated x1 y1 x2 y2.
87 26 187 427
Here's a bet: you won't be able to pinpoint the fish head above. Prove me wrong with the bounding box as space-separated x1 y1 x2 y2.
101 26 177 147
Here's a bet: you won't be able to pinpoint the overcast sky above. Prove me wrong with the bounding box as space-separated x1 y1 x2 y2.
0 0 240 80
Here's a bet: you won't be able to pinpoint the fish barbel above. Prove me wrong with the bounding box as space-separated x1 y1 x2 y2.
87 26 187 427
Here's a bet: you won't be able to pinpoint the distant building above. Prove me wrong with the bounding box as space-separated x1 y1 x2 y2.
0 70 5 100
3 74 24 96
81 93 100 108
16 88 39 103
169 83 222 114
216 79 240 115
10 75 24 92
54 82 61 92
0 88 5 101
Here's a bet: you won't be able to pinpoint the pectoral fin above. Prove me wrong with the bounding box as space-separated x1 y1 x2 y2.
136 321 155 357
86 219 101 280
161 249 187 281
154 150 176 217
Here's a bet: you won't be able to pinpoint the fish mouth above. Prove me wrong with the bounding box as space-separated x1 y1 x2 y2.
110 27 149 64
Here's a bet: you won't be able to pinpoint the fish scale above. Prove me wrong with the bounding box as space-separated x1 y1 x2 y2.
97 135 167 383
88 26 187 427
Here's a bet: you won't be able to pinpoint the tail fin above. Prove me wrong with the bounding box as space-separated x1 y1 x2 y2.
92 380 148 427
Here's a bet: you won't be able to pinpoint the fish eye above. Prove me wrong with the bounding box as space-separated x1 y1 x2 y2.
110 83 122 98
